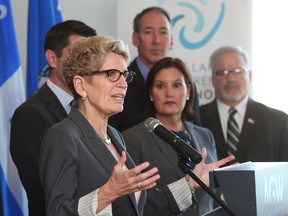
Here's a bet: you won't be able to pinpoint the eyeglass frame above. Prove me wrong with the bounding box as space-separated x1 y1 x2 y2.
213 68 248 77
82 69 136 83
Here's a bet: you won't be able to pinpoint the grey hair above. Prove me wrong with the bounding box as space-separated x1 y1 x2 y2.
63 35 130 101
209 45 250 71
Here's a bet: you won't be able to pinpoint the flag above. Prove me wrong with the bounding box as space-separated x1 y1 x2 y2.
0 0 28 215
26 0 62 97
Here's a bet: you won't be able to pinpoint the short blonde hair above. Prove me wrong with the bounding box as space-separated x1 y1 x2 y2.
63 35 130 100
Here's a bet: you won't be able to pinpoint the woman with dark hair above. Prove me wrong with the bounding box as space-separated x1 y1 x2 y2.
122 57 234 216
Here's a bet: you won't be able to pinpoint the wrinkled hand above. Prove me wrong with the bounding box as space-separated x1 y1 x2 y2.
97 151 160 212
105 151 160 198
191 148 235 188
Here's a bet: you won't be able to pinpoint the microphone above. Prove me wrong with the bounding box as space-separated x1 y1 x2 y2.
145 117 202 164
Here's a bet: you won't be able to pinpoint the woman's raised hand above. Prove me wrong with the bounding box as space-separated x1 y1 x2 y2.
191 148 236 188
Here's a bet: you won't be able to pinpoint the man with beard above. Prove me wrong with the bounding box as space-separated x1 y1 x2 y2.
200 45 288 163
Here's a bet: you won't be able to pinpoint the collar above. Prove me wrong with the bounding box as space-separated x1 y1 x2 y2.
216 95 248 117
47 79 73 111
136 57 149 80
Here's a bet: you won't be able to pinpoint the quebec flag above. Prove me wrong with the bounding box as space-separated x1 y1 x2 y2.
0 0 28 215
26 0 62 97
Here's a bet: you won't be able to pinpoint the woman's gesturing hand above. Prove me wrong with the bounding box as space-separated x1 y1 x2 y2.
97 151 160 212
191 148 236 188
108 151 160 196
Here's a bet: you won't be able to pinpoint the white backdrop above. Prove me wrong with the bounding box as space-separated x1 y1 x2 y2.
12 1 287 113
117 0 252 105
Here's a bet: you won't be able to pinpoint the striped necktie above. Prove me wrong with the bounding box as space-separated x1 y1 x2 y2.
226 107 240 155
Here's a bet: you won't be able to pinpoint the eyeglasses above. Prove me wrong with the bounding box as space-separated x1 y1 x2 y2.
82 69 136 83
213 68 248 77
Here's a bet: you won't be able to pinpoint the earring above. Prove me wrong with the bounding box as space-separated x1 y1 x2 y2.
150 98 153 101
186 97 189 100
82 92 87 101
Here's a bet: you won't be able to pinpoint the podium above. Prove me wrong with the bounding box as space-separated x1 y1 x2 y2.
205 162 288 216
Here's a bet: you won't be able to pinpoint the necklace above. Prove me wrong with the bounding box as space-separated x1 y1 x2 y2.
103 136 111 145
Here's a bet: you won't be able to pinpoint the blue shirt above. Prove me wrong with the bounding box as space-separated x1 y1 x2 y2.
136 57 149 80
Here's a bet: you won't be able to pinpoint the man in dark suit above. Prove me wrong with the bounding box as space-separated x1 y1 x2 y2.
109 7 201 131
10 20 97 216
200 45 288 162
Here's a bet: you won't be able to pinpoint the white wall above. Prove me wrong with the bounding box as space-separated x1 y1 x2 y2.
11 0 117 85
252 1 288 114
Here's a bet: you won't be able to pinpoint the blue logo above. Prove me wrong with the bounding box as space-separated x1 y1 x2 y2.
171 1 225 49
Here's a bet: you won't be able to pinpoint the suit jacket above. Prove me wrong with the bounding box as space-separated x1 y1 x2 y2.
200 99 288 162
122 120 217 216
10 83 67 216
39 107 146 216
109 58 202 132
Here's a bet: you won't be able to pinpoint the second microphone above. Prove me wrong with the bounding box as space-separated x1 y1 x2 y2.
145 117 203 164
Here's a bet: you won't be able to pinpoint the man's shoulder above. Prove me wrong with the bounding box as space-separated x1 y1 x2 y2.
14 84 59 116
128 58 139 72
249 100 288 118
16 91 43 111
122 120 146 137
200 100 216 112
19 84 48 106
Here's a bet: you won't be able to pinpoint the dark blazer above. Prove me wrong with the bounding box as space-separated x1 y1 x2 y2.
39 107 146 216
109 58 202 132
10 83 67 216
200 99 288 162
122 120 217 216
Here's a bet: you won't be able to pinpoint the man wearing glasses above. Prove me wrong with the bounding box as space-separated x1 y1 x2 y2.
200 45 288 163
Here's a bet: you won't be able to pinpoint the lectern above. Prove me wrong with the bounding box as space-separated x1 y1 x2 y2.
206 162 288 216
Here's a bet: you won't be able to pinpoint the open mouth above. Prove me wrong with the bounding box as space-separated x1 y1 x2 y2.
112 94 125 99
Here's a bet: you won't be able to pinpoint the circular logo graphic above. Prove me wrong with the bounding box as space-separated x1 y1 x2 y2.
171 1 225 49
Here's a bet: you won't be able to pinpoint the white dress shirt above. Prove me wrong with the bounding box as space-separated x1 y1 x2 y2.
216 96 248 140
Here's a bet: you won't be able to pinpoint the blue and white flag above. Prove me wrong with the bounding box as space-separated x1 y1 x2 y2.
26 0 62 97
0 0 28 215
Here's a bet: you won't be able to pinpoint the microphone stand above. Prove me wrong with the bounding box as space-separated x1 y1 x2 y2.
178 156 237 216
